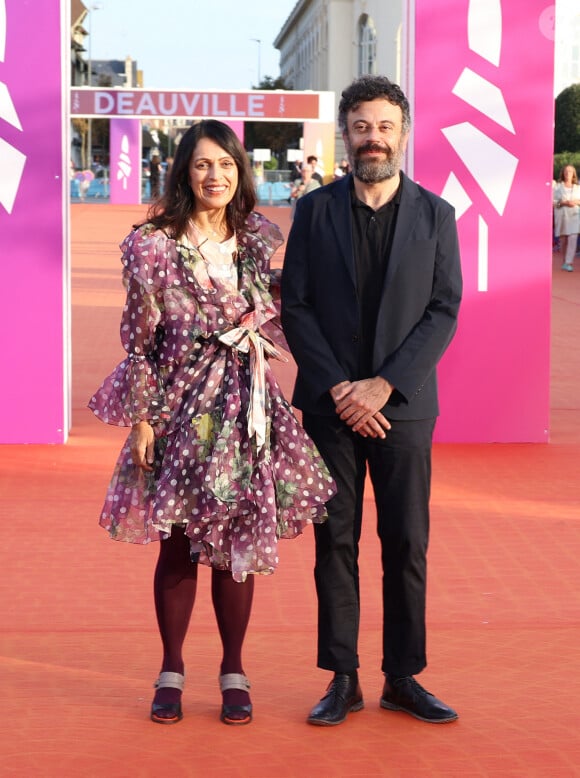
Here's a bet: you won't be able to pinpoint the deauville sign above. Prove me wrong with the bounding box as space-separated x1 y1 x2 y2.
71 88 321 120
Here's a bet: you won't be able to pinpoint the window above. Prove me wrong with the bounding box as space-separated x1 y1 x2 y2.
358 15 377 76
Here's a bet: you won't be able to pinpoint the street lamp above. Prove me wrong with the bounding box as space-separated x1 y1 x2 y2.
86 2 103 169
86 2 103 86
250 38 261 85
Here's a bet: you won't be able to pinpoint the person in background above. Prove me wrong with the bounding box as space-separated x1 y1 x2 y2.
553 165 580 271
89 120 335 728
290 159 303 182
253 161 264 186
307 154 324 185
281 75 462 727
288 159 304 203
552 179 561 252
149 154 162 200
162 157 174 195
289 164 322 219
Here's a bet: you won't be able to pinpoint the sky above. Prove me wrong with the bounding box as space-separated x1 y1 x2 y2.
86 0 299 90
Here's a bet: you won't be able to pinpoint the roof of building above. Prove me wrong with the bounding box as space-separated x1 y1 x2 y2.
71 0 87 27
273 0 305 48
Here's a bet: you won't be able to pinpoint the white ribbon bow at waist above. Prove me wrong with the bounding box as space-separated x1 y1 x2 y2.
218 327 286 451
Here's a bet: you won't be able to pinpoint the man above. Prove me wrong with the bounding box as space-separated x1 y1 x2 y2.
281 75 462 726
290 165 322 220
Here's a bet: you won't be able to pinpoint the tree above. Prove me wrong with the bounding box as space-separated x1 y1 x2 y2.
554 84 580 153
553 150 580 180
246 75 300 169
245 121 302 165
91 118 110 165
252 75 292 90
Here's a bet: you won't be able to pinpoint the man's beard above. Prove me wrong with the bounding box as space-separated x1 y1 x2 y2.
349 141 403 184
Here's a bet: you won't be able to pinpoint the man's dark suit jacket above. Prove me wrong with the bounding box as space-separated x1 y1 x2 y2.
280 172 463 420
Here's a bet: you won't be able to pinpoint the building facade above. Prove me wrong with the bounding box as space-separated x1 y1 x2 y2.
554 0 580 97
71 0 89 86
274 0 404 160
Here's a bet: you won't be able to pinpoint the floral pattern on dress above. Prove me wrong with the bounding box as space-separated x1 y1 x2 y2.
89 212 335 581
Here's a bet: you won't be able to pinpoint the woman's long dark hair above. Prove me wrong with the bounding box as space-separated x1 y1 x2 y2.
144 120 257 238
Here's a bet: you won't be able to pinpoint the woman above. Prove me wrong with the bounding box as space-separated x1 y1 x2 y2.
89 120 335 726
553 165 580 271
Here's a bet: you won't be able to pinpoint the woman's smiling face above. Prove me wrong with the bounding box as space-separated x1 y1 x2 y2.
189 137 239 212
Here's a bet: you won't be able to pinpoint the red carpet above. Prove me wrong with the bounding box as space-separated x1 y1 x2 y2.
0 204 579 777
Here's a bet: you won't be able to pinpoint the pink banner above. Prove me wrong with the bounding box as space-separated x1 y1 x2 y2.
413 0 554 442
71 89 321 120
0 0 69 443
110 119 142 205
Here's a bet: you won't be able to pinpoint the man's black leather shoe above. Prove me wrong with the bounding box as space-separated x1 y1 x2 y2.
307 672 364 726
380 676 458 723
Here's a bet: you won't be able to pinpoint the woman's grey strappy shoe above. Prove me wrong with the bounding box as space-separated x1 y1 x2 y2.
150 671 185 724
219 673 252 725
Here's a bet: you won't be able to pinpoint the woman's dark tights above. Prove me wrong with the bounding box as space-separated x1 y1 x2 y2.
212 563 254 708
152 526 254 708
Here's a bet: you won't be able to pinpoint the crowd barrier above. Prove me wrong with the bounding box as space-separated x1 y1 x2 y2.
71 177 294 204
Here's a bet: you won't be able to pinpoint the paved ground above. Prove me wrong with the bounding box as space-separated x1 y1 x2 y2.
0 204 579 777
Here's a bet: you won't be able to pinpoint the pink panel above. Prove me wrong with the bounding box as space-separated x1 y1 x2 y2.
0 0 68 443
224 120 244 143
303 122 336 179
413 0 554 442
110 119 142 205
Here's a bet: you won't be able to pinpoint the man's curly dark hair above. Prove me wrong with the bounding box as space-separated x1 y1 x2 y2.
338 75 411 135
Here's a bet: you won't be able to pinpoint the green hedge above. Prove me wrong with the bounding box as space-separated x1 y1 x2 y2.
553 152 580 181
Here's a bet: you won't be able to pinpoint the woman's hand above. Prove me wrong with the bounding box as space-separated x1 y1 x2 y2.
130 421 155 471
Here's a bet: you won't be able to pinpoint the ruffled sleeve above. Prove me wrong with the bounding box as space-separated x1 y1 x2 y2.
239 212 288 351
88 225 171 428
241 211 284 278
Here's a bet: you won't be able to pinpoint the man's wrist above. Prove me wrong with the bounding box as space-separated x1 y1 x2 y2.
375 375 394 393
329 381 350 401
